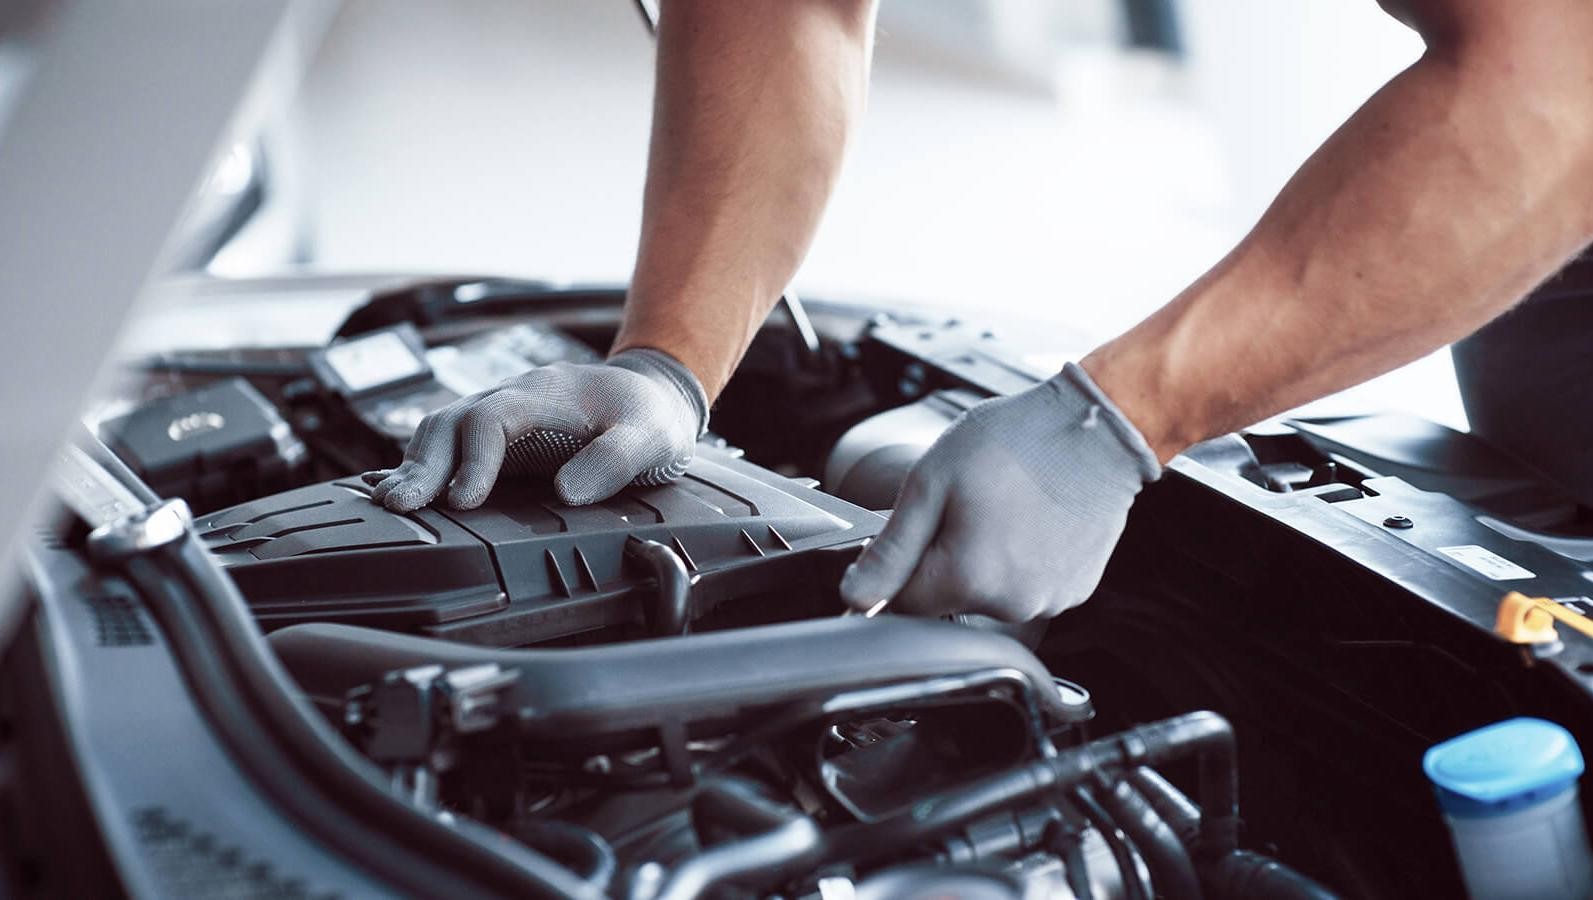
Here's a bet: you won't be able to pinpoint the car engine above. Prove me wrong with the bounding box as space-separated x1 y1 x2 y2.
11 276 1593 899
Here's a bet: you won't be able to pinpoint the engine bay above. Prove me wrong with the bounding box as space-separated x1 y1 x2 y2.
10 277 1593 899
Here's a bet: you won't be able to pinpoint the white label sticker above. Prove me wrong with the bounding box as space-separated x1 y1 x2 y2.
325 331 426 393
1438 545 1536 581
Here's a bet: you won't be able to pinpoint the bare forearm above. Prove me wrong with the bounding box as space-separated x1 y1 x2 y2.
614 0 876 399
1085 4 1593 461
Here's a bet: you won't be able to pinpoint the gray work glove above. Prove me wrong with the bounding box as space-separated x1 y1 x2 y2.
362 348 708 511
839 362 1161 622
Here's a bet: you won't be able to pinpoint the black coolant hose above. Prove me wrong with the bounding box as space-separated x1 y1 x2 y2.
123 546 600 899
1097 777 1200 900
1069 710 1239 860
817 711 1239 866
627 538 692 636
1127 768 1201 848
691 776 799 835
1130 711 1239 858
1071 787 1151 900
1201 851 1339 900
514 822 617 894
1128 767 1337 899
648 778 824 900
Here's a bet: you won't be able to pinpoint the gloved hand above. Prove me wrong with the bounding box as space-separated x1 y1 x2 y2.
839 362 1161 622
362 348 708 511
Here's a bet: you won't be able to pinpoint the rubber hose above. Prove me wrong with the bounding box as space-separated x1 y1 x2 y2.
1098 778 1201 899
1126 768 1200 849
515 821 617 893
1071 787 1150 900
1202 850 1339 900
1126 769 1337 900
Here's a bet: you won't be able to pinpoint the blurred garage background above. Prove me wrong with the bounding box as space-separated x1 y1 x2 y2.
12 0 1455 424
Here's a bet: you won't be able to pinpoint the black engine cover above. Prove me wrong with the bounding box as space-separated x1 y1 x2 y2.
198 446 883 645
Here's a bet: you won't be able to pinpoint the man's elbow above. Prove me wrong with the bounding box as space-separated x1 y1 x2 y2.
808 0 879 39
1382 0 1593 63
1439 5 1593 195
1390 2 1593 127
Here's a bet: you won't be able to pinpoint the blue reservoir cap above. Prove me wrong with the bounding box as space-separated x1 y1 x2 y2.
1424 718 1584 818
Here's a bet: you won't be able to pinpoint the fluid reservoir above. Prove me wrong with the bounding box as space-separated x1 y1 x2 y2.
1423 717 1593 899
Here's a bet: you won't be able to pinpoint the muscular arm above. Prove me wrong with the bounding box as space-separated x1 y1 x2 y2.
613 0 878 399
1084 0 1593 462
366 1 875 512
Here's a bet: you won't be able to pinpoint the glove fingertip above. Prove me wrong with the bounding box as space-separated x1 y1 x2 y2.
553 456 630 507
552 475 608 508
382 484 431 513
369 477 400 503
839 558 890 610
446 483 488 510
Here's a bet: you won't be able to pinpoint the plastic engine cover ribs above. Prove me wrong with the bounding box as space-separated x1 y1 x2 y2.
198 445 884 645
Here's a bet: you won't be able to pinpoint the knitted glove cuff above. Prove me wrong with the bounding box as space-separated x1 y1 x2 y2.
608 347 711 437
1057 361 1163 484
